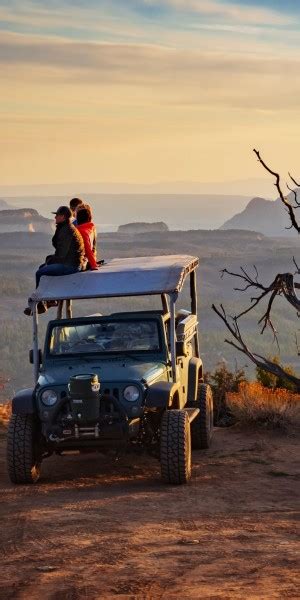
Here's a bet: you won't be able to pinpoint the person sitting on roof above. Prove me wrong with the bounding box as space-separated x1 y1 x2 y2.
76 204 98 271
69 197 84 225
24 206 85 315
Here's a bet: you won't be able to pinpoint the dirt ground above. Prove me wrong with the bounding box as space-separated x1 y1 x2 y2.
0 425 299 600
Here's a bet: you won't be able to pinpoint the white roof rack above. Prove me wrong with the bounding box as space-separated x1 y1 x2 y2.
31 255 199 302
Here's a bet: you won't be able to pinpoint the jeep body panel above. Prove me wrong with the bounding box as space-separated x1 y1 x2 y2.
12 388 35 415
145 381 180 409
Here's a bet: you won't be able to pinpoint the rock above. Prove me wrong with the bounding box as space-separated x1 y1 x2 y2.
0 208 53 234
118 221 169 233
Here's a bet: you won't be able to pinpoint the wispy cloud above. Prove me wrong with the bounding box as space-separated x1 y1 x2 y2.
1 30 300 111
143 0 293 25
1 1 300 185
0 1 295 43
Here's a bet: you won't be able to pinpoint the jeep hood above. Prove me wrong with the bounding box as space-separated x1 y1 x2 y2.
38 359 167 387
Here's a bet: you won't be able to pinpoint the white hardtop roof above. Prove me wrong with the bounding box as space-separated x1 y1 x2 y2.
31 255 199 302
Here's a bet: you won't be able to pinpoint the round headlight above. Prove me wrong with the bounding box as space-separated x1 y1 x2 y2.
123 385 140 402
41 389 58 406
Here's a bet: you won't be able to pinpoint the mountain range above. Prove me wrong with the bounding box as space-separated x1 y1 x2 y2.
4 193 252 231
1 189 299 237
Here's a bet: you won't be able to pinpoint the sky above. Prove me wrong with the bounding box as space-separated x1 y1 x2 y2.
1 0 300 187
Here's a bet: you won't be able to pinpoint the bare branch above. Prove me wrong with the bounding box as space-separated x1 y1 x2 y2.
289 172 300 188
221 266 300 318
293 256 300 275
253 149 300 233
286 184 300 208
294 333 300 356
213 151 300 387
212 303 300 390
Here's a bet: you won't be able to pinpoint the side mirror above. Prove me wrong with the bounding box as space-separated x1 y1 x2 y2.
29 349 43 365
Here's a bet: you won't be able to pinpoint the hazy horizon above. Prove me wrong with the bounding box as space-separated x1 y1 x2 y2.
0 176 276 199
3 192 252 232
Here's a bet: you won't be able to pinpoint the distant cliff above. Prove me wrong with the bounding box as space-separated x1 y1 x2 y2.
0 198 13 210
220 194 298 237
118 221 169 233
0 208 53 234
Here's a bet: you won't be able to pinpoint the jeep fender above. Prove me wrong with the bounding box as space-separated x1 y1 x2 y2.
145 381 180 409
12 388 35 415
187 358 203 404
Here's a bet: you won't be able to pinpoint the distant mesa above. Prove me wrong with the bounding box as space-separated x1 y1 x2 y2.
0 198 13 210
118 221 169 233
0 208 53 234
220 193 299 237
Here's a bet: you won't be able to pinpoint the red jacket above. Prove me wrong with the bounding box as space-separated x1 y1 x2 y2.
76 222 98 270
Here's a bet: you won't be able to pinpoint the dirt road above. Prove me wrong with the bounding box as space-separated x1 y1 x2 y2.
0 426 299 600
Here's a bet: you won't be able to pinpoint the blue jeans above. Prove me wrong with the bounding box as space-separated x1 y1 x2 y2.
36 263 80 288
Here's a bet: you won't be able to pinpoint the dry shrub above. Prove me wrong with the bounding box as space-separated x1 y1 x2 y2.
226 382 300 431
0 401 11 427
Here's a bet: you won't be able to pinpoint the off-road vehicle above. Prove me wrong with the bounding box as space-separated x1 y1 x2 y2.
7 255 213 485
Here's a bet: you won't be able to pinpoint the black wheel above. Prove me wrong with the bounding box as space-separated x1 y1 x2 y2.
160 409 191 485
191 383 213 449
7 414 42 484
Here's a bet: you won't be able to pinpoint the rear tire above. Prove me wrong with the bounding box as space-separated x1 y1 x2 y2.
160 410 191 485
191 383 213 449
7 414 42 484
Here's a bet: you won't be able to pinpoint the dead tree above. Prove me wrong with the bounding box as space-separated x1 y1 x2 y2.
212 149 300 391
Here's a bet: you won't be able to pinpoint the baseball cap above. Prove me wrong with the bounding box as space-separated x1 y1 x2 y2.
52 206 72 219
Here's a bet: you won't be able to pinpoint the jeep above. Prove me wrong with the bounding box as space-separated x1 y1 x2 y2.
7 255 213 485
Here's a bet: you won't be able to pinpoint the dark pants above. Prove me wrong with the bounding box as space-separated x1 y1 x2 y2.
36 263 80 288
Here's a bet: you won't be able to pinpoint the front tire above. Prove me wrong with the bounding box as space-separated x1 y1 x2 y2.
191 383 213 449
160 410 191 485
7 414 42 484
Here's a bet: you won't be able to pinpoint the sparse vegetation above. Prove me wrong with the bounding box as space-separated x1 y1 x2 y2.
0 403 11 428
226 382 300 431
256 357 297 391
0 377 10 427
205 362 247 425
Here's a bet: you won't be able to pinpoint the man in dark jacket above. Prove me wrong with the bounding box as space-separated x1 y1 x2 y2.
35 206 85 287
24 206 85 315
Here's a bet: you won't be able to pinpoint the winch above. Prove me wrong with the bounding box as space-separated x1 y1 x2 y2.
68 373 100 424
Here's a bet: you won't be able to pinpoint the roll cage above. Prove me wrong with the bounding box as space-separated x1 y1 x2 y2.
29 255 199 383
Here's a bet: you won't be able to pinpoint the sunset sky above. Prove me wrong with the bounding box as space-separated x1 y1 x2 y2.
1 0 300 186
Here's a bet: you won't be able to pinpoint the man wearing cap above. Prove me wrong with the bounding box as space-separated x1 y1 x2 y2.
24 207 85 314
37 205 85 287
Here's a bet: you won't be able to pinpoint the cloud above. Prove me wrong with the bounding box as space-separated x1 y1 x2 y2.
144 0 293 25
1 30 300 113
0 2 151 47
0 1 294 42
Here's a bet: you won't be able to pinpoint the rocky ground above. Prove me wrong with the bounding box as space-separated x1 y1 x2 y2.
0 425 299 600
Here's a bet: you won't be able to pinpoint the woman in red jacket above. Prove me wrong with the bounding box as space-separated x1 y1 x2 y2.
76 204 98 270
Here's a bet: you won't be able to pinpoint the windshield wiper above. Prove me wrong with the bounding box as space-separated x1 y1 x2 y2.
99 352 151 362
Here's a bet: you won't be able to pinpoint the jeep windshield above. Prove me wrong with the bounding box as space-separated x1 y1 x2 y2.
48 319 161 356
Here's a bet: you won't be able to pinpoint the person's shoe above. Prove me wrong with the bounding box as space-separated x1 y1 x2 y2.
24 302 47 316
46 300 58 308
37 301 48 314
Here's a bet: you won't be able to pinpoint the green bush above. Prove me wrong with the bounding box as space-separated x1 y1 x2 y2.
205 361 247 425
256 356 297 392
